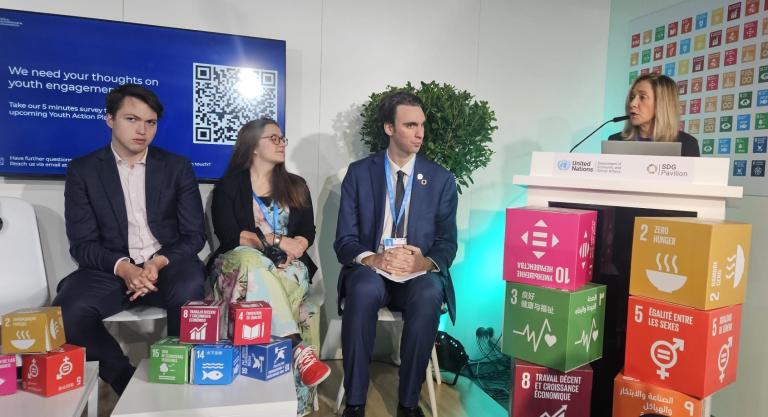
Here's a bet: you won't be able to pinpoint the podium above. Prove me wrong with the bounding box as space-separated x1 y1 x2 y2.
513 152 742 417
515 152 741 218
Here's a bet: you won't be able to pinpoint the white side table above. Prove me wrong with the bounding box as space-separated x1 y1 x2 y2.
111 359 297 417
0 361 99 417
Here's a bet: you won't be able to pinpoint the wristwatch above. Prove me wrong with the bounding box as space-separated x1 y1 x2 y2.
273 234 282 247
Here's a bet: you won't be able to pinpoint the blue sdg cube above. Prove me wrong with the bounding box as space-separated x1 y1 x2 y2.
190 342 241 385
241 337 292 381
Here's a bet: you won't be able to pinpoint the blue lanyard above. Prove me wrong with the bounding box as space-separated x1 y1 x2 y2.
252 192 278 233
384 155 414 233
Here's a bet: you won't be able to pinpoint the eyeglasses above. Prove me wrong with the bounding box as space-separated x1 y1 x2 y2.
260 134 288 145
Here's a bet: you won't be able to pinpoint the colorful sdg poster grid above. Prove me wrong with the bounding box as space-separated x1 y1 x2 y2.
628 0 768 196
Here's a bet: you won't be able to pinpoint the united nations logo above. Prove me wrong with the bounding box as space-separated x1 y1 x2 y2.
646 164 659 174
557 160 571 170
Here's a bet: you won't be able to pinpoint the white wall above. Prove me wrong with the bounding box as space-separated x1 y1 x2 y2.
605 1 768 415
0 0 611 362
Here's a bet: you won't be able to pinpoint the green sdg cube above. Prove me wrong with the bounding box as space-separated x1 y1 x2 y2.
149 336 192 384
502 282 607 372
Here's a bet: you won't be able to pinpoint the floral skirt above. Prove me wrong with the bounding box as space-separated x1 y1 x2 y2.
209 246 320 416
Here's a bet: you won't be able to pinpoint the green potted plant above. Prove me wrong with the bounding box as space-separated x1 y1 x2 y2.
359 81 497 193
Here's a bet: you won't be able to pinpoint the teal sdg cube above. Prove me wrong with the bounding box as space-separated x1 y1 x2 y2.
502 282 607 372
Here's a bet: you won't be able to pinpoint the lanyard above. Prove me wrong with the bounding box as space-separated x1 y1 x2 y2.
252 192 278 233
384 155 414 234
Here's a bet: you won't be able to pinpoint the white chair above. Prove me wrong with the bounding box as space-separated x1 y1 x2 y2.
103 305 167 364
0 196 49 316
103 305 166 322
334 307 442 417
0 196 165 339
0 196 99 417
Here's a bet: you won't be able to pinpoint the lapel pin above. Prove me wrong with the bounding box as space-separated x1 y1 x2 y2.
417 173 423 180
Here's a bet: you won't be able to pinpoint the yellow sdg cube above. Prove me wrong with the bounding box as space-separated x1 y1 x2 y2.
1 307 66 354
630 217 752 310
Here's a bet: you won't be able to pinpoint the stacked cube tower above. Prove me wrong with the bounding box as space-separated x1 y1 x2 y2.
613 217 751 417
150 299 292 385
502 206 605 417
1 306 85 397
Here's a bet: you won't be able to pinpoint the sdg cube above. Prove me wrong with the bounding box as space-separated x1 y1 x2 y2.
630 217 751 309
625 296 741 398
149 337 191 384
241 337 292 381
510 359 592 417
190 342 241 385
21 344 84 397
504 207 596 291
0 355 17 396
179 300 226 344
503 282 606 372
229 301 272 345
613 372 710 417
1 307 65 354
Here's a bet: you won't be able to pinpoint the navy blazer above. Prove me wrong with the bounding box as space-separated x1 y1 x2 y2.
334 151 459 323
64 145 206 273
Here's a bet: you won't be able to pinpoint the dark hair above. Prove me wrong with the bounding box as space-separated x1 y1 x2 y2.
105 84 164 118
224 118 307 208
377 91 423 136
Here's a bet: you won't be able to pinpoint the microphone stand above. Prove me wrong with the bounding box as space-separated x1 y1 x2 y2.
569 116 630 153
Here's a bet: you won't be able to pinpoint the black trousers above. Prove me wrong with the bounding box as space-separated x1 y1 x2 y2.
341 265 444 408
52 257 205 394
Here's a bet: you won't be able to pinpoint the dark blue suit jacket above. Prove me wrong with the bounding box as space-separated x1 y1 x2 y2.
64 145 206 273
334 151 458 323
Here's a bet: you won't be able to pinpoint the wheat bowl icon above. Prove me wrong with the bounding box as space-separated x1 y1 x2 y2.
646 253 687 293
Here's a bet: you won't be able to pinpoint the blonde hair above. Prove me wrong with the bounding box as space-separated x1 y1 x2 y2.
621 73 680 142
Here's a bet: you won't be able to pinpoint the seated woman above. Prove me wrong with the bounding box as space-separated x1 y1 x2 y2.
609 73 700 157
208 118 330 407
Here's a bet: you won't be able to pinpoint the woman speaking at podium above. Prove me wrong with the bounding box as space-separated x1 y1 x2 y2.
590 73 700 417
608 73 700 157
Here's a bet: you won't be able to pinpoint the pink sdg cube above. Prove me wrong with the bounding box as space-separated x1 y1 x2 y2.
0 355 17 396
504 207 597 290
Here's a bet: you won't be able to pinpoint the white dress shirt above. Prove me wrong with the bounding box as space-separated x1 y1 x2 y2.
111 145 162 273
354 151 415 263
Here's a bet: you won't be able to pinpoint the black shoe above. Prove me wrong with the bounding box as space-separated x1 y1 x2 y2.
397 404 426 417
342 404 365 417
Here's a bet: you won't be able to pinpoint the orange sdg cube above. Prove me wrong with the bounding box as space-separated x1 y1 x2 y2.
630 217 751 310
613 372 710 417
624 296 741 398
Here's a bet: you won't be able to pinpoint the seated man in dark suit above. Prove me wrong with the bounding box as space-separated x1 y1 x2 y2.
53 84 206 395
334 91 458 417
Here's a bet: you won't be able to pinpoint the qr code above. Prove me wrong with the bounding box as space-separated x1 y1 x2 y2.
193 63 278 145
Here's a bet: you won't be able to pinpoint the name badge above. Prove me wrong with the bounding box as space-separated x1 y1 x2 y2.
383 237 407 250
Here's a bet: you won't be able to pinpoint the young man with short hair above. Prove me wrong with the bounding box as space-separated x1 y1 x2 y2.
335 91 458 417
53 84 206 395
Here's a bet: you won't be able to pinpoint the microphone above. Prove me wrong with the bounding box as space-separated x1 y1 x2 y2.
569 115 630 153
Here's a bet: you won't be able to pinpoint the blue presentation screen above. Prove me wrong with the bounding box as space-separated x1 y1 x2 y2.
0 9 286 180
